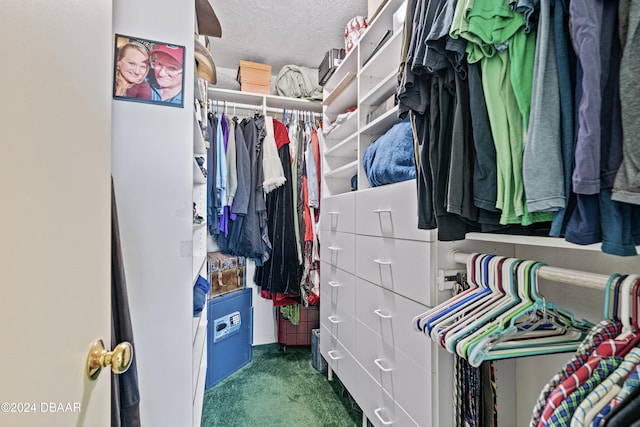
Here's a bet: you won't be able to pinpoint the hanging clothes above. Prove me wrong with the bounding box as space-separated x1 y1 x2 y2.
111 178 141 427
217 116 251 255
612 0 640 206
295 118 309 261
398 0 640 255
261 116 286 193
255 116 301 303
236 114 270 263
206 112 219 235
205 102 321 312
529 319 623 426
547 0 576 238
216 113 228 234
523 0 565 214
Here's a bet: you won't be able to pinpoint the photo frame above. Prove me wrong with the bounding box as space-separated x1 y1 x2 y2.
113 34 185 108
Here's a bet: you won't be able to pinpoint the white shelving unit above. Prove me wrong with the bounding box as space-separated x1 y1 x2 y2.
192 76 209 427
321 0 404 197
464 232 640 253
319 2 640 427
319 2 453 427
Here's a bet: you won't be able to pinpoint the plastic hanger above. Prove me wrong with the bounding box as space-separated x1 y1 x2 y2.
444 258 530 355
604 273 622 320
465 264 593 365
466 302 591 366
421 254 498 334
432 256 512 346
455 260 539 358
441 257 523 353
613 274 640 350
613 277 640 356
612 274 628 322
632 278 640 331
412 253 487 332
431 256 506 345
455 259 543 358
430 256 507 339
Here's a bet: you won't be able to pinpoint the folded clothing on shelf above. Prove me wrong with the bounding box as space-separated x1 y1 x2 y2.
362 117 415 187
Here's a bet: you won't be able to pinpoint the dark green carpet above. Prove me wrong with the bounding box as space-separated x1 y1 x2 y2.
201 344 360 427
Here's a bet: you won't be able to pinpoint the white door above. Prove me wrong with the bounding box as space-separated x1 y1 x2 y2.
0 2 113 426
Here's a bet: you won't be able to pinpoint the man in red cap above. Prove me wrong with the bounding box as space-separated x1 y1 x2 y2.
148 44 184 105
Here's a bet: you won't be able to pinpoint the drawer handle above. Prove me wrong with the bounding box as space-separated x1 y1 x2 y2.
373 259 392 265
328 246 342 251
374 309 392 319
327 350 342 361
328 315 342 324
373 209 392 214
374 408 394 425
328 281 342 288
374 358 393 372
328 211 341 216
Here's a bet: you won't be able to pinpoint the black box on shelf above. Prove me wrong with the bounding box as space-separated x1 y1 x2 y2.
319 48 346 86
366 93 397 124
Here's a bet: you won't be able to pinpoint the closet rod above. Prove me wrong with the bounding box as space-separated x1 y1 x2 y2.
209 100 315 115
448 249 611 291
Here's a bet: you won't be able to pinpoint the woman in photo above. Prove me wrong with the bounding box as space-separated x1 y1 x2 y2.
114 41 152 100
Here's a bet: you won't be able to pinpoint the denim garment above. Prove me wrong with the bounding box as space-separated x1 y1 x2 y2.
549 0 576 237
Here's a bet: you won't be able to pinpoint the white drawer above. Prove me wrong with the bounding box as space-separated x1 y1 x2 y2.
355 234 435 305
355 277 432 371
356 320 433 427
321 261 356 315
320 230 356 273
355 180 434 241
320 298 356 353
320 325 359 394
320 193 356 233
357 363 420 427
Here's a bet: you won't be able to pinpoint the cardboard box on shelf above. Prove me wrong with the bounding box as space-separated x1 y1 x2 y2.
237 60 272 86
240 82 270 95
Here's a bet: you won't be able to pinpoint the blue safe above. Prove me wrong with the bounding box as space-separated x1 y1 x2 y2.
205 287 253 389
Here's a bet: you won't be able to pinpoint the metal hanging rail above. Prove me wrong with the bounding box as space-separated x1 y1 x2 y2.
210 99 277 114
208 99 318 121
448 249 612 291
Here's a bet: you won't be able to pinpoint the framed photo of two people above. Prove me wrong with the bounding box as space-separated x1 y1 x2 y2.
113 34 185 108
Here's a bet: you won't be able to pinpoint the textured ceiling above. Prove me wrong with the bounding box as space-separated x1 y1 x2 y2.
209 0 368 74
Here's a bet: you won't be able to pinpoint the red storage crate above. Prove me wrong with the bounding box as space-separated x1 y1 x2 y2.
277 305 319 348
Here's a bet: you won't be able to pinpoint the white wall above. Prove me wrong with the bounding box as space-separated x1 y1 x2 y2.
245 260 279 345
112 1 196 426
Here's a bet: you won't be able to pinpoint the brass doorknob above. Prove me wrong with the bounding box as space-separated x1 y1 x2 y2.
86 339 132 380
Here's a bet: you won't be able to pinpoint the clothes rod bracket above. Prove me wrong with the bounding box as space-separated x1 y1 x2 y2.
437 269 466 291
